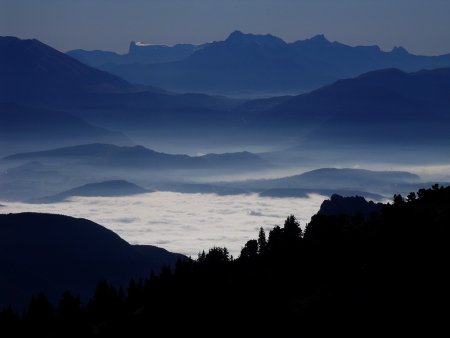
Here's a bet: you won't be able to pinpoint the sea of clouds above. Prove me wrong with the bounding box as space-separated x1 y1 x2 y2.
1 192 327 256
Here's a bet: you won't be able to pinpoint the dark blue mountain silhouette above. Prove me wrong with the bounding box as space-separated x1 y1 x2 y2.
30 180 149 203
68 41 206 67
247 67 450 145
0 36 241 137
269 67 450 122
3 36 450 152
226 168 420 198
239 168 419 188
0 36 134 104
93 31 450 95
3 143 269 170
317 194 383 216
0 36 237 108
0 213 184 308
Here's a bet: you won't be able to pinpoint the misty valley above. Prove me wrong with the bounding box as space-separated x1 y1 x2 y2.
1 25 449 337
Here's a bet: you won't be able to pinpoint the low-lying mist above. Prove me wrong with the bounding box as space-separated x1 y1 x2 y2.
1 192 327 257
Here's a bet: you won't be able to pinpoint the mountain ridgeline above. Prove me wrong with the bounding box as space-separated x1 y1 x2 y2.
0 36 133 104
0 213 184 309
2 35 450 156
1 185 448 336
0 144 272 201
3 143 269 170
225 168 422 199
1 26 449 338
0 36 241 142
68 41 206 67
72 31 450 95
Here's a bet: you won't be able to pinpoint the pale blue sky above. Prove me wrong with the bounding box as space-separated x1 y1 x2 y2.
1 0 449 55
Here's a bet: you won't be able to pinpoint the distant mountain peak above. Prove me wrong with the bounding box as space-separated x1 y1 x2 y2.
293 34 331 47
0 36 133 104
225 30 286 46
227 30 245 39
309 34 329 43
391 46 409 55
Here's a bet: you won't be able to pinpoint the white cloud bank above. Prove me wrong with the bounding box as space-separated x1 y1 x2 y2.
1 192 326 257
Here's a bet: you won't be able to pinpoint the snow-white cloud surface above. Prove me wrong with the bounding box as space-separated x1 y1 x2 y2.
1 192 326 257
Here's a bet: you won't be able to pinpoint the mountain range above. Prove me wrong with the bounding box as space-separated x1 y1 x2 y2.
241 67 450 150
71 31 450 96
68 41 207 67
3 35 450 155
0 35 242 148
0 36 134 105
0 144 272 202
3 143 269 170
2 35 450 165
147 168 442 201
224 168 422 198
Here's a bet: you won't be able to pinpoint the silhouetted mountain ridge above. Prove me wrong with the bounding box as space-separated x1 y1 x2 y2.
0 36 134 104
0 213 184 308
317 194 383 216
68 41 206 67
6 36 450 152
245 67 450 146
3 143 269 170
0 36 240 129
92 31 450 95
3 186 447 336
229 168 420 197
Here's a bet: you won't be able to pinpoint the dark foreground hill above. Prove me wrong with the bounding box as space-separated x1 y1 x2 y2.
1 186 448 336
0 213 183 309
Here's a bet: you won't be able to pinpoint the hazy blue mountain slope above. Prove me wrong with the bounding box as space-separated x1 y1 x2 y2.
246 67 450 147
30 180 149 203
0 103 132 156
3 143 270 170
225 168 422 198
0 36 134 104
96 31 450 95
68 41 206 67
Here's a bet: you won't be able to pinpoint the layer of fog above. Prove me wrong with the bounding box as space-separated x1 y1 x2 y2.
1 192 326 257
